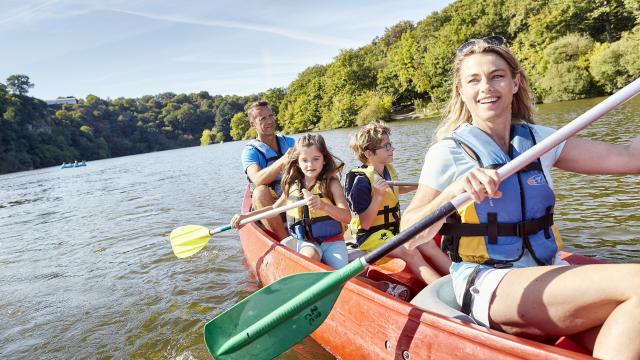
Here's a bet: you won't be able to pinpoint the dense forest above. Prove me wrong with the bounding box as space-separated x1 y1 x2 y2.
1 0 639 174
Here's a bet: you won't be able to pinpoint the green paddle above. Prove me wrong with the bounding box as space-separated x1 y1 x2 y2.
203 78 640 359
170 198 306 258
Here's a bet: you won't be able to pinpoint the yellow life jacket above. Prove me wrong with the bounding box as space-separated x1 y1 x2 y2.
285 181 344 243
344 165 400 251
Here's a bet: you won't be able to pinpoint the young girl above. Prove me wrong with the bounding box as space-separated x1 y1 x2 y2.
231 133 351 269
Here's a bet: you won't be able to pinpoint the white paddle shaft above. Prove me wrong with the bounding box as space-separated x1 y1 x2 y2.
239 199 307 225
386 181 419 187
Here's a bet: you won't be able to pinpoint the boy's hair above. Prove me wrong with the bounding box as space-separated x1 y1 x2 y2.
349 120 391 163
281 133 342 201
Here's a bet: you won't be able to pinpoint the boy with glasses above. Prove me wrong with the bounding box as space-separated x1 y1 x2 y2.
345 121 451 285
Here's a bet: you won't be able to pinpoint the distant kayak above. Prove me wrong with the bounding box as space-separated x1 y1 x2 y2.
61 162 87 169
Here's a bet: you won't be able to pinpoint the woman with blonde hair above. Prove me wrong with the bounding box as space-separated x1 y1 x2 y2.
401 36 640 359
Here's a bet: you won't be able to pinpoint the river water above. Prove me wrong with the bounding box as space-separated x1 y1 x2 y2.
1 96 638 359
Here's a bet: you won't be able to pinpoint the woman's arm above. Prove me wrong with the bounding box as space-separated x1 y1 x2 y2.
555 136 640 174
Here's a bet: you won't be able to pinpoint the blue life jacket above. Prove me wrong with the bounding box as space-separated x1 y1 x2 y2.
245 135 294 196
438 123 564 266
286 182 344 244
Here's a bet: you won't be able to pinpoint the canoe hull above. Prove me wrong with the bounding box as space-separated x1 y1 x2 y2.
237 188 594 359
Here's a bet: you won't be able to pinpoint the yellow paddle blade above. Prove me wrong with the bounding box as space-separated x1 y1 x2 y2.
170 225 211 258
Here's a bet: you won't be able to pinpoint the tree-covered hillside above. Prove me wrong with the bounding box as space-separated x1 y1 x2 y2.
2 0 639 174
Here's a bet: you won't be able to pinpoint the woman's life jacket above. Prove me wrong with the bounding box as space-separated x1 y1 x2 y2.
344 164 401 246
285 181 344 243
245 135 292 195
438 124 563 266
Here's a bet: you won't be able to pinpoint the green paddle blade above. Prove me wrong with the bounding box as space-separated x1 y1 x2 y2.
203 261 363 360
204 272 340 359
170 225 211 258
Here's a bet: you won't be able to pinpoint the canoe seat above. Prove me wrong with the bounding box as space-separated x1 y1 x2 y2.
410 274 478 325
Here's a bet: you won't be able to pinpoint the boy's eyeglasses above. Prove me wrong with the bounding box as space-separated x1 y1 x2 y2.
457 35 506 54
374 143 394 152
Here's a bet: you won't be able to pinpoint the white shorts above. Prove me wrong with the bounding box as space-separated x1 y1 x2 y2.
462 252 569 328
466 267 511 327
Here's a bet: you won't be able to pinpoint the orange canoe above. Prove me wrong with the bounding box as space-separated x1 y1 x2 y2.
236 187 597 359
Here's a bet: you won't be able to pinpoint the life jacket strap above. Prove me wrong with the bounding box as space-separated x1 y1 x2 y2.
439 212 554 239
377 203 400 217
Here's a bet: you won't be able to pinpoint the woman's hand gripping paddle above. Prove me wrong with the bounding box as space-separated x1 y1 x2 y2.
202 78 640 360
169 199 307 258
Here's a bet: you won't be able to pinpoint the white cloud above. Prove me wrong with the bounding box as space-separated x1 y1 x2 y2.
0 0 96 26
105 7 358 48
169 55 328 66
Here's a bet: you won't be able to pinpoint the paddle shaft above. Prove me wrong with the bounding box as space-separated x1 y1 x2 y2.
365 77 640 265
386 181 419 187
209 199 308 235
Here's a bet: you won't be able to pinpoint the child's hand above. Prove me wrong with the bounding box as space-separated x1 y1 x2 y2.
277 148 294 168
372 175 390 199
302 189 325 211
230 213 247 229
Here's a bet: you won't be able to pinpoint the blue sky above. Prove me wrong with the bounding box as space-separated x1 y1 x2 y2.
0 0 452 101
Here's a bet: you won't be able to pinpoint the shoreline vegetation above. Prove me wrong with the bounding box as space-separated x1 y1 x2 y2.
2 0 639 175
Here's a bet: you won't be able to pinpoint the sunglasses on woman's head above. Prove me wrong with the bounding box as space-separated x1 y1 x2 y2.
457 35 506 54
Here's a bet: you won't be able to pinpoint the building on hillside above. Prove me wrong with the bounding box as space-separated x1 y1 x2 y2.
46 97 78 105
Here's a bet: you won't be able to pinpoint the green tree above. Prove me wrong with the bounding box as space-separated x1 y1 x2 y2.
260 88 286 116
320 49 376 128
214 99 244 141
625 0 640 20
377 31 423 106
229 112 249 140
585 0 635 43
540 63 594 102
539 34 595 102
373 21 416 54
279 65 326 133
356 91 393 126
6 74 34 96
200 129 213 146
590 26 640 93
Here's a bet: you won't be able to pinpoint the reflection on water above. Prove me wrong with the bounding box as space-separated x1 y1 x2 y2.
0 96 638 358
